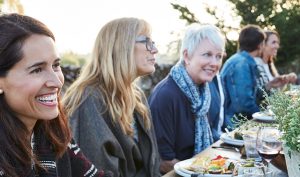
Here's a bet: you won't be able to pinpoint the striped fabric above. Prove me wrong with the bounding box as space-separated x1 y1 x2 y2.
0 128 112 177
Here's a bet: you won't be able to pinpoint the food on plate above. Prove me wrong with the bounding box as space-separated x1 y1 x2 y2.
186 155 235 174
233 128 258 141
233 131 244 140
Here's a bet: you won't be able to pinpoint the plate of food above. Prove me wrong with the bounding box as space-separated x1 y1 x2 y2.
252 111 275 122
174 155 235 177
220 132 244 147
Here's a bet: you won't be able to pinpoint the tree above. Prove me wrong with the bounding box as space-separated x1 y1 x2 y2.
171 0 300 70
61 51 88 66
228 0 300 66
0 0 24 13
170 2 239 63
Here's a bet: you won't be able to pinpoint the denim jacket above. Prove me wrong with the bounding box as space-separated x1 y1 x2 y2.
220 51 261 129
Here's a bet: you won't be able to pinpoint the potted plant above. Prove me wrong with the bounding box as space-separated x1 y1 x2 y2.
265 89 300 176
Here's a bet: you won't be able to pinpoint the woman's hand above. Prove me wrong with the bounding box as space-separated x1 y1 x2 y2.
159 158 180 174
265 76 287 90
283 72 297 84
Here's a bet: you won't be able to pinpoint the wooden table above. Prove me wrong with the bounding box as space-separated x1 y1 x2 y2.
162 139 288 177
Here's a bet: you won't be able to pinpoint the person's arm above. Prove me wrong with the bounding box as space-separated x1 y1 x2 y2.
265 76 287 90
68 139 113 177
159 159 180 174
229 62 260 114
69 92 123 176
149 86 178 174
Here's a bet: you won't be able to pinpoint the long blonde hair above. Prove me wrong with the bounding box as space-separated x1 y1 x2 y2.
63 18 151 135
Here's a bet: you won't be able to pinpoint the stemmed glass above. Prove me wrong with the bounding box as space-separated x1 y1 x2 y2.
256 127 282 168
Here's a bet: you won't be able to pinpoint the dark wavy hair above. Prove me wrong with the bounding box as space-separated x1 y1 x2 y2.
0 13 71 177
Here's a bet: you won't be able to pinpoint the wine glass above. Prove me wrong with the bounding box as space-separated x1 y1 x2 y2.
256 127 282 167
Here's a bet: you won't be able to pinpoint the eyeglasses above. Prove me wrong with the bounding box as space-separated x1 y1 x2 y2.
135 35 156 51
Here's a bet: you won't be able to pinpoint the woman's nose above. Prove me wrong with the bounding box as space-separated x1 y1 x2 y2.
45 71 64 88
150 45 158 54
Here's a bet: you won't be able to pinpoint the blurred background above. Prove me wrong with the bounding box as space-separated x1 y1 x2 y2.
1 0 300 95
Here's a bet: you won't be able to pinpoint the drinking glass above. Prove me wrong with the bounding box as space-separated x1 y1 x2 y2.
231 160 264 177
242 134 261 161
243 166 273 177
256 127 282 167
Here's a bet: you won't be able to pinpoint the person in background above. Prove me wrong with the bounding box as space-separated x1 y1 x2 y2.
221 24 281 129
254 30 297 90
148 24 226 174
62 17 161 177
0 13 111 177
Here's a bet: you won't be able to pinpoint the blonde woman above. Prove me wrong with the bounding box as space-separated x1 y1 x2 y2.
63 18 160 177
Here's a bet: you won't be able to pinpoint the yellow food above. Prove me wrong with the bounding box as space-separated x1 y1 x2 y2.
186 156 234 174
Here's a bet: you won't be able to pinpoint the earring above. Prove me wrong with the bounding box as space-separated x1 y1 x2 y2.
0 89 3 94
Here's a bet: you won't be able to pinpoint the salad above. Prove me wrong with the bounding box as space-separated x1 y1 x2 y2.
186 155 235 174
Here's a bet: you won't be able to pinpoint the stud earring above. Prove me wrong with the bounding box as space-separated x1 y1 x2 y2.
0 89 3 94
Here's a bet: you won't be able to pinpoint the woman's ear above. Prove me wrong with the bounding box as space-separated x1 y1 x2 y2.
183 50 190 65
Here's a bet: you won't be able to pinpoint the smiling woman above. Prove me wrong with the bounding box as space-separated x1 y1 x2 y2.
0 13 111 177
148 24 226 174
3 34 63 132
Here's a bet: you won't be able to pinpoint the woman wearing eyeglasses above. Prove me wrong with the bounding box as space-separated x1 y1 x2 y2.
148 24 226 174
62 18 161 177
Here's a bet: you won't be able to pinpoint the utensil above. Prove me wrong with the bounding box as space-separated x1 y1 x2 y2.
225 128 231 135
212 145 240 152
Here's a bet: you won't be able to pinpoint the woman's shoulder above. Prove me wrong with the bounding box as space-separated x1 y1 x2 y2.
76 86 105 107
69 86 107 123
149 76 188 107
151 76 183 97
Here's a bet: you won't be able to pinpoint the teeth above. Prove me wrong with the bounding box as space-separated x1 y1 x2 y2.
204 69 215 73
37 94 57 102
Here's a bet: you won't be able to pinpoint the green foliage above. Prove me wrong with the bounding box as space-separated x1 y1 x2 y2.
0 0 3 11
170 3 199 24
170 2 239 63
265 88 300 152
228 0 300 65
60 52 88 67
171 0 300 67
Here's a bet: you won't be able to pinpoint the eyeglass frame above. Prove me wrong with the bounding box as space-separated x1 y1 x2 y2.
135 35 156 52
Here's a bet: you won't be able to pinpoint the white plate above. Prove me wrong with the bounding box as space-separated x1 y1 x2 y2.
252 112 275 122
174 158 231 177
220 133 244 146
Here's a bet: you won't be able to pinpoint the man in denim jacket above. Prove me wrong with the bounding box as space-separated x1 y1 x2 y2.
221 25 266 129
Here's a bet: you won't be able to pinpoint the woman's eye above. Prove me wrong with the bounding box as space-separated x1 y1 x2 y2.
30 68 42 74
53 62 61 71
202 53 210 57
216 55 222 60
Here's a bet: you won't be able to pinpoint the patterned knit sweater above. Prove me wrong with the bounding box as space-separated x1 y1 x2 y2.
0 128 112 177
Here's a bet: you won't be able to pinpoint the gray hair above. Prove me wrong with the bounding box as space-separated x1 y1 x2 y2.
180 24 225 61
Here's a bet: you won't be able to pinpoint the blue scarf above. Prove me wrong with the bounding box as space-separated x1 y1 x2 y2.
170 61 213 155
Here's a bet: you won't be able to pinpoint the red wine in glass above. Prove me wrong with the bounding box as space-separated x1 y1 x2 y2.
258 150 280 162
256 127 282 166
